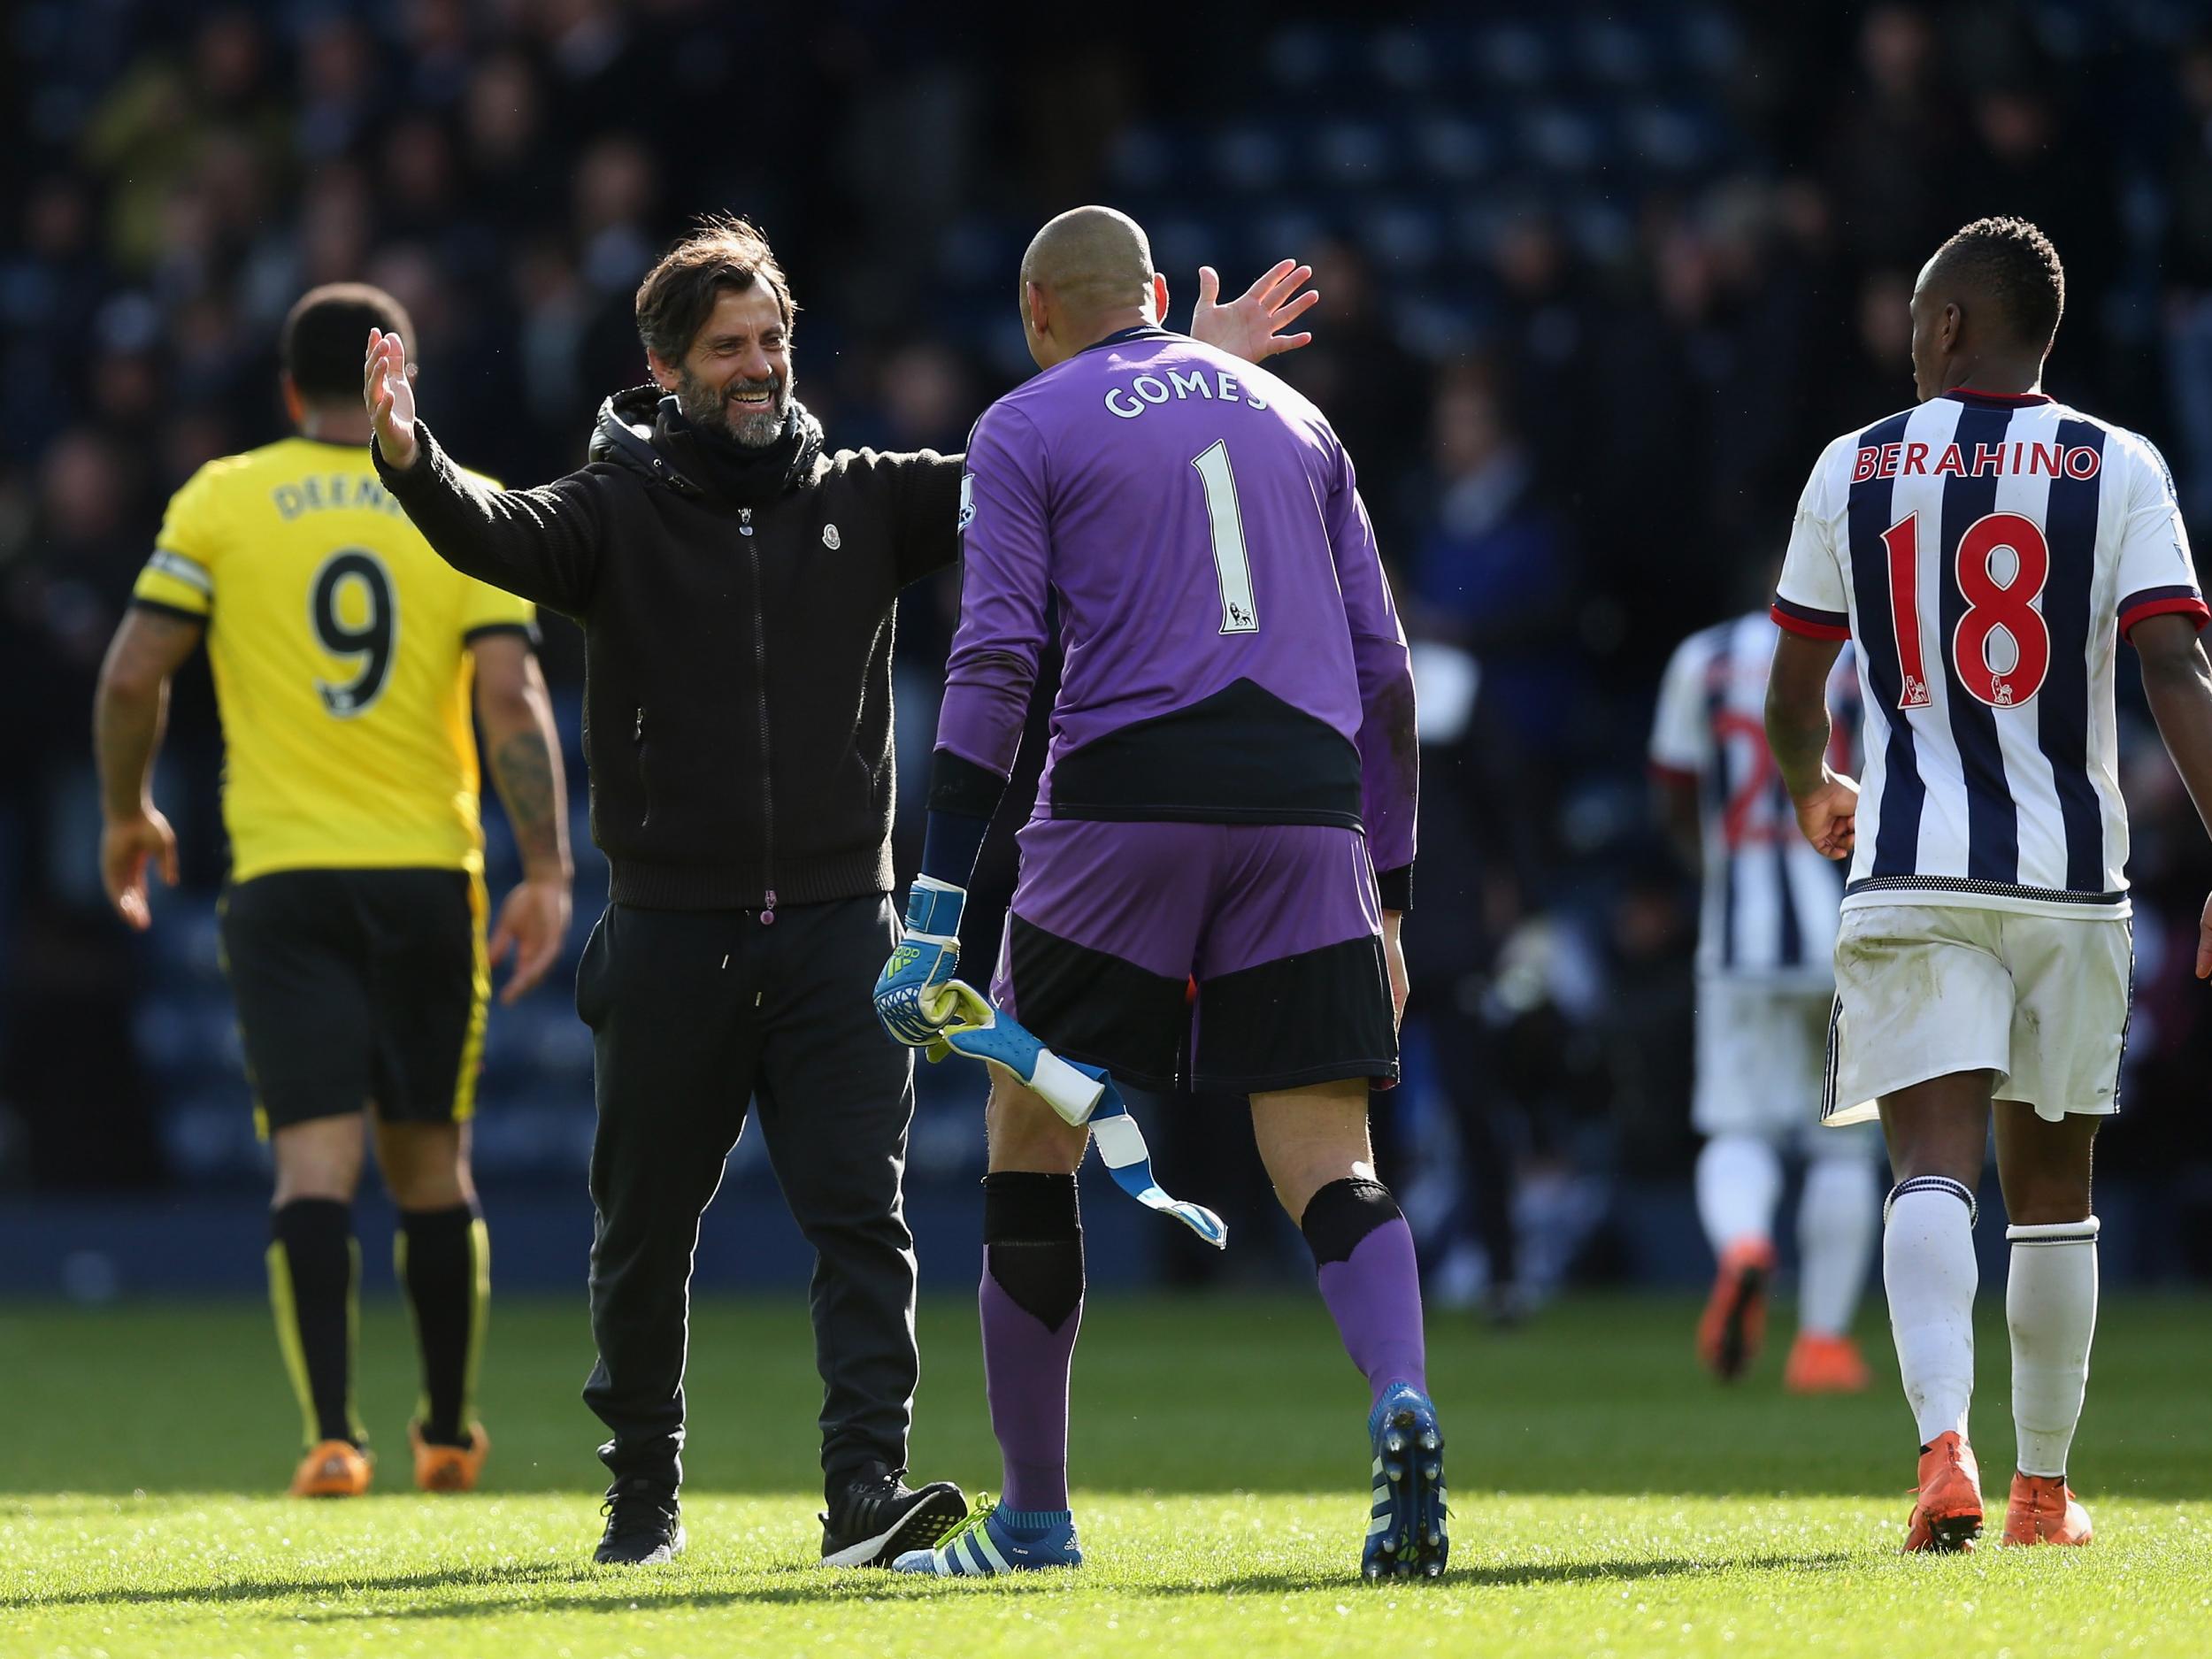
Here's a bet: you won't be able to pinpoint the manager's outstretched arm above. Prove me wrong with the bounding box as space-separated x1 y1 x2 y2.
365 329 603 618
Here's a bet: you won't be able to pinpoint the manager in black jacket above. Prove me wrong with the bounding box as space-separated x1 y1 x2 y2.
363 215 1317 1567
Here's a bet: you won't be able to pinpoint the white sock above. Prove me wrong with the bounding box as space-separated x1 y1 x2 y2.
1798 1155 1879 1338
1696 1134 1782 1256
1883 1178 1978 1447
2007 1217 2100 1479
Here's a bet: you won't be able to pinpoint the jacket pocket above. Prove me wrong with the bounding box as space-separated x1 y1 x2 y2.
633 704 654 828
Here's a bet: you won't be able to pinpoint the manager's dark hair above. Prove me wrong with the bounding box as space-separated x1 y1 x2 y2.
1931 216 2065 351
634 213 797 366
282 282 417 403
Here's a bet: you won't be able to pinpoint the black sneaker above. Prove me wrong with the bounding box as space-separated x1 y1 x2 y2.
819 1465 967 1567
595 1475 686 1565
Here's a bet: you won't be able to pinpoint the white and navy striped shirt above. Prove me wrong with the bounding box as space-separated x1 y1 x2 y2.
1773 388 2207 918
1652 611 1852 985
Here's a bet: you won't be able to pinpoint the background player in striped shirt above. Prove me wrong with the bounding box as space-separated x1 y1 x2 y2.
92 285 572 1497
1652 603 1878 1394
1767 218 2212 1551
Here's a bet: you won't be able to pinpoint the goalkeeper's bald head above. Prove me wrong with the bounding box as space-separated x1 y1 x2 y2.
1018 205 1168 370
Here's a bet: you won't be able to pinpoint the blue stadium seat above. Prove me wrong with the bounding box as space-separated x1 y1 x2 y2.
145 905 225 981
1619 101 1715 173
1211 125 1288 194
1106 126 1179 194
133 993 243 1081
161 1087 265 1185
1311 121 1395 188
1363 202 1446 274
1578 16 1657 87
1409 115 1495 185
1672 5 1744 79
1475 21 1554 88
1368 27 1439 92
1244 203 1328 269
1266 24 1340 91
1518 104 1607 175
1393 289 1484 361
1563 196 1638 265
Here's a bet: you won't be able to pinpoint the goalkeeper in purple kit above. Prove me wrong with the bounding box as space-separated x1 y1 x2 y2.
872 206 1443 1580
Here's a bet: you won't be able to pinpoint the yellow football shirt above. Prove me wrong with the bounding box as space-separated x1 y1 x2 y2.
133 437 535 882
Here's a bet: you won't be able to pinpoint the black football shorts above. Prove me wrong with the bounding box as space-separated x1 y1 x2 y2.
219 867 488 1135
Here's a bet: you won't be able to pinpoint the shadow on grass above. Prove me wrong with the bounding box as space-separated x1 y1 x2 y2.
13 1560 583 1609
18 1550 1855 1617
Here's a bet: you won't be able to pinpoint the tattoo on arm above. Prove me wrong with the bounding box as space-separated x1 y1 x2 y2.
490 728 565 875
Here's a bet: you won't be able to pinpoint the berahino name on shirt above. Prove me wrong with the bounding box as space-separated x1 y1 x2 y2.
1851 436 2101 483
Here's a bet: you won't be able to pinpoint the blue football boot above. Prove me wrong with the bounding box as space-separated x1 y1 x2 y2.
1363 1382 1448 1580
891 1497 1084 1577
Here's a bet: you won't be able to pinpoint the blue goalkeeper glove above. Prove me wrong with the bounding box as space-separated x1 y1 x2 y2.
874 875 965 1046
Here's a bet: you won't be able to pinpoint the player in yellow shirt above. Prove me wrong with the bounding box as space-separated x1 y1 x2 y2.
91 285 574 1499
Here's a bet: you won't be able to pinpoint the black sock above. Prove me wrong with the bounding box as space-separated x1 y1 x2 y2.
396 1202 488 1448
981 1171 1084 1332
268 1198 361 1448
1299 1177 1402 1266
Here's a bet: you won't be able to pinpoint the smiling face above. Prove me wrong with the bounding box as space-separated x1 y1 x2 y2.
651 284 792 446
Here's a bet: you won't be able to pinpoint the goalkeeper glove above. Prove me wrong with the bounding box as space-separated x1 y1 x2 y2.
873 875 965 1046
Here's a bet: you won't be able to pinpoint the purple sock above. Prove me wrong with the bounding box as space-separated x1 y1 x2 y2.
1307 1186 1427 1406
980 1257 1081 1512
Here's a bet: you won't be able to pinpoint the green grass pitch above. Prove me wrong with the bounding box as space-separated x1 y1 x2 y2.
6 1293 2212 1657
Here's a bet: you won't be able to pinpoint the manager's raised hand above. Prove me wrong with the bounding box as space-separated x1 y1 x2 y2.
364 327 419 469
1188 259 1319 363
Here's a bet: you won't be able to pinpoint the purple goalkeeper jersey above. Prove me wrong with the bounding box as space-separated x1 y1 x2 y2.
936 326 1417 876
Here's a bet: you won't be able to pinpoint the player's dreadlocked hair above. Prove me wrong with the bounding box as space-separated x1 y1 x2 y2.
634 212 798 365
1932 216 2065 350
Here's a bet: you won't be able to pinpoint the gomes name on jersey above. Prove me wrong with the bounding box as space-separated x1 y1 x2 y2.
1102 367 1271 420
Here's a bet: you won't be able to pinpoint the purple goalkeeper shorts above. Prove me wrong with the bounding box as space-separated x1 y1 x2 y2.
988 818 1397 1094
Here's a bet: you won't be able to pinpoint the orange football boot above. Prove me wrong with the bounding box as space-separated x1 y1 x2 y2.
289 1439 373 1498
1696 1239 1776 1381
2001 1473 2093 1547
411 1421 490 1494
1902 1430 1984 1552
1784 1332 1873 1394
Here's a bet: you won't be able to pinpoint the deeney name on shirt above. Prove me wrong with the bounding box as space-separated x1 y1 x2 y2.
271 473 409 521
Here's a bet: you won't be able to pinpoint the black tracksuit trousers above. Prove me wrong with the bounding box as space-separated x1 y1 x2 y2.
576 895 918 1497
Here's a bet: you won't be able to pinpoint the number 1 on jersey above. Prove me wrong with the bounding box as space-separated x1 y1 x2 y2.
1192 440 1258 634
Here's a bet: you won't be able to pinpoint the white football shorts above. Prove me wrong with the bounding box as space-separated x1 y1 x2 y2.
1695 979 1875 1153
1824 903 2133 1125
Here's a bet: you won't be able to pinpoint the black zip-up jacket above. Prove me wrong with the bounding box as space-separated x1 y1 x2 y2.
374 388 960 911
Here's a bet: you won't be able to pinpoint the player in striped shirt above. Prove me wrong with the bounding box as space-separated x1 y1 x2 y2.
1767 217 2212 1551
1651 607 1878 1394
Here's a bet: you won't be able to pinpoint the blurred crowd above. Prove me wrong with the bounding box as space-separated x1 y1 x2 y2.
8 1 2212 1286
